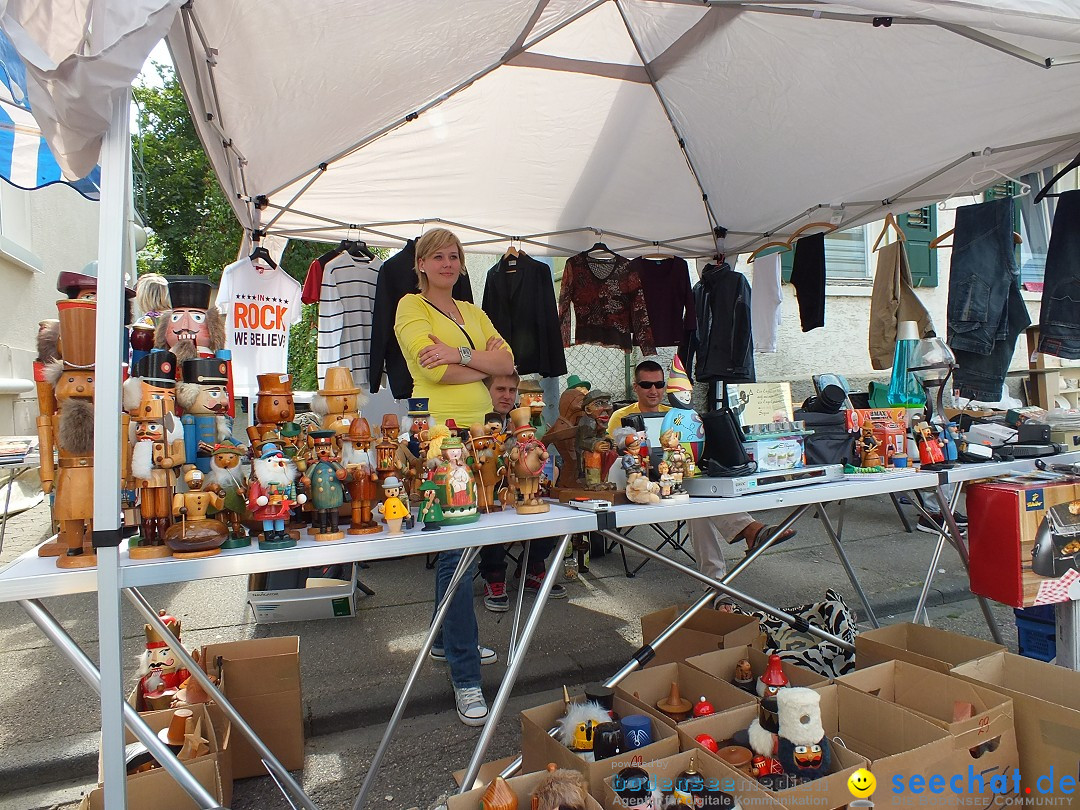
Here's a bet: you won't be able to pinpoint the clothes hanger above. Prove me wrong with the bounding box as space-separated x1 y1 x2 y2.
939 150 1032 210
747 239 791 264
642 242 669 260
503 239 519 271
1034 151 1080 203
871 213 906 252
586 232 616 258
248 238 278 269
929 228 1022 250
788 221 838 241
338 225 375 261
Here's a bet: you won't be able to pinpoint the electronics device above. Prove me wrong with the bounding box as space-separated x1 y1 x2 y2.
682 464 844 497
1031 503 1080 577
567 498 611 513
965 422 1017 447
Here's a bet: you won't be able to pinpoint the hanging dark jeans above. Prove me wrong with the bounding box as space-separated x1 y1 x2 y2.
947 198 1031 401
1038 189 1080 359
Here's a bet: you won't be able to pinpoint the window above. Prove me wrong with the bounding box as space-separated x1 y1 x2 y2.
823 225 872 280
1015 164 1079 286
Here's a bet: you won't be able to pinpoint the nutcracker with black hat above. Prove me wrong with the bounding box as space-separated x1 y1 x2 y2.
135 611 191 711
247 443 306 549
154 275 225 364
177 357 232 473
507 406 550 514
312 366 365 437
301 429 349 540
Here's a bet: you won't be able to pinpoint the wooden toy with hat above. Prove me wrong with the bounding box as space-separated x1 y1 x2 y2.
301 429 350 541
375 412 416 487
466 422 502 513
518 378 546 429
154 275 225 363
134 610 191 711
247 443 306 549
376 476 410 535
341 417 381 535
430 434 479 525
577 390 617 491
206 440 251 548
165 467 228 557
417 480 443 531
507 406 550 514
128 380 185 561
312 366 365 436
539 383 588 489
247 373 295 457
176 356 232 473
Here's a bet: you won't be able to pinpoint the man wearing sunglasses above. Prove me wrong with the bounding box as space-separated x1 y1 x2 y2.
609 360 795 584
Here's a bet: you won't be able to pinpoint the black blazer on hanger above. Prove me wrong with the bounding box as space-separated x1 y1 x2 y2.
368 240 474 397
482 252 567 378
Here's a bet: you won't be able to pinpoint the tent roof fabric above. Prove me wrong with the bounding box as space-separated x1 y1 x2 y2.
9 1 1080 255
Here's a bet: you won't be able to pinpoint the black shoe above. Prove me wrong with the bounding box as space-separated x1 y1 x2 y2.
917 512 968 534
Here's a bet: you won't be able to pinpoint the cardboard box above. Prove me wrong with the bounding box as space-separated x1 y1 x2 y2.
246 563 358 623
639 604 760 668
685 645 830 692
79 757 224 810
846 407 912 460
836 660 1019 788
447 768 604 810
602 749 786 810
678 689 869 809
742 436 805 471
200 636 304 779
855 622 1003 673
968 478 1079 607
520 693 679 800
614 662 757 730
952 651 1080 797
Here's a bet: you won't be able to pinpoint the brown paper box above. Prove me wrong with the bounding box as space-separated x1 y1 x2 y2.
97 703 219 782
855 622 1003 673
520 694 679 800
639 604 761 667
200 636 304 779
447 766 604 810
678 688 868 809
614 661 757 730
79 758 224 810
602 749 787 810
685 645 831 692
451 755 519 790
952 651 1080 797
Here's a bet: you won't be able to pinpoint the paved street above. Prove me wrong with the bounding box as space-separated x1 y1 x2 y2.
0 487 1018 810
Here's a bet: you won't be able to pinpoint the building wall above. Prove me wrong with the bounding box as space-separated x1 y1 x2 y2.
0 183 99 434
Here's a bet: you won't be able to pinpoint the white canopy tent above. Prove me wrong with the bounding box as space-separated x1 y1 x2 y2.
162 0 1080 257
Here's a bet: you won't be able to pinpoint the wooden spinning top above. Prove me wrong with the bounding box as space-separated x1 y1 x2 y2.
656 681 693 722
482 774 517 810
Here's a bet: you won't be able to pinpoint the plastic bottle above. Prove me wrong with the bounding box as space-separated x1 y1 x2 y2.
887 320 926 407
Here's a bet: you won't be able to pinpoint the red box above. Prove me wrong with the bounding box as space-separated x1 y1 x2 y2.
845 407 911 462
967 479 1078 608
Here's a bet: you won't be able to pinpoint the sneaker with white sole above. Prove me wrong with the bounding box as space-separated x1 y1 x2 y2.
916 512 968 534
522 571 567 599
454 686 488 726
429 644 498 665
483 581 509 612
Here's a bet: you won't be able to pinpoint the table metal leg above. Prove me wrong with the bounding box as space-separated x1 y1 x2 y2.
20 599 223 809
458 534 573 792
0 466 28 554
911 483 963 625
126 588 318 810
816 504 879 628
507 539 532 666
352 545 480 810
890 492 915 533
97 546 129 809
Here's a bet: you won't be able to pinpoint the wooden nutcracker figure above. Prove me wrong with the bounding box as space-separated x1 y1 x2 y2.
177 357 231 474
135 611 190 712
302 430 349 540
467 423 503 513
404 398 430 459
129 388 186 559
37 299 119 568
312 366 365 437
507 407 550 514
154 275 225 364
165 468 228 558
577 391 617 490
341 417 380 535
247 443 306 549
205 441 250 548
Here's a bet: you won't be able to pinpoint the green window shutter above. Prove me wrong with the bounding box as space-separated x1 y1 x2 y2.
779 247 794 283
984 181 1023 267
900 205 938 287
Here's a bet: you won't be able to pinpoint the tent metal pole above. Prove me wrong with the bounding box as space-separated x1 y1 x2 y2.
263 0 610 199
263 165 328 230
936 23 1051 69
1049 54 1080 67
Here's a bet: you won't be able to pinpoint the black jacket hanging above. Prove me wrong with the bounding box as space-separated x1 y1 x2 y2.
687 261 755 384
368 239 474 397
481 252 567 378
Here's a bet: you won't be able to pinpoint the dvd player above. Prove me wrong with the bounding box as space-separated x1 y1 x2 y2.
683 464 845 497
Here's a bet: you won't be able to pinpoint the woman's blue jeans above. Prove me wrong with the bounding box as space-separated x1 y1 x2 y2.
432 548 481 689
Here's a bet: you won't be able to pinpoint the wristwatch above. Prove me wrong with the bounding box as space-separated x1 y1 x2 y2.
458 346 473 366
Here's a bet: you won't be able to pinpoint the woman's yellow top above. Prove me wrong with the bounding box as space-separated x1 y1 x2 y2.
394 294 512 427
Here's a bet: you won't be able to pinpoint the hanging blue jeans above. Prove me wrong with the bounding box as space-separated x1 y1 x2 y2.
432 548 482 689
947 198 1031 401
1038 189 1080 359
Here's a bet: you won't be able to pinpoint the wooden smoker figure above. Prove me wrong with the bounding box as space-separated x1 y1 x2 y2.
302 429 349 540
506 406 550 514
129 379 186 559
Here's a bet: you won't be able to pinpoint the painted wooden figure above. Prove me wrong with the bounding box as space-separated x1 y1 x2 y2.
247 443 306 549
312 366 365 437
576 390 617 490
857 421 883 468
135 611 191 712
507 406 550 514
417 480 444 531
431 435 479 525
377 476 410 535
154 275 225 365
177 357 231 473
341 417 381 534
467 423 502 513
302 429 349 540
205 441 251 548
165 468 228 557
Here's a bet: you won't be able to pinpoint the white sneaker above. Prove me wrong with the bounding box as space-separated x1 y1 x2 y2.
429 645 498 666
454 686 488 726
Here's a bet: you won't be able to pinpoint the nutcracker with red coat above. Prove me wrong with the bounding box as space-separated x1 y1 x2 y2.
135 611 191 711
247 443 306 550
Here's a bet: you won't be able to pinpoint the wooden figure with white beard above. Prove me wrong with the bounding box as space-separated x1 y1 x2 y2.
205 441 251 548
247 443 305 549
129 384 186 559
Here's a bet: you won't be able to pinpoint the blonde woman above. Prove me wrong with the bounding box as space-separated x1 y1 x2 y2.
394 228 514 726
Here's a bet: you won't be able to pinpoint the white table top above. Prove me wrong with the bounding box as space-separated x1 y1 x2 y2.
937 450 1080 484
0 504 597 603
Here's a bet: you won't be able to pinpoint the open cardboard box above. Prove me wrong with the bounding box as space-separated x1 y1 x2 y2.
200 636 304 779
520 693 679 800
247 563 358 623
639 604 761 667
685 645 830 693
836 659 1018 766
447 767 604 810
602 749 786 810
678 689 867 809
952 651 1080 797
614 661 757 730
79 757 224 810
855 622 1003 673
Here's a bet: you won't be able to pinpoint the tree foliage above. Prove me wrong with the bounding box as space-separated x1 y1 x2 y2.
133 63 327 386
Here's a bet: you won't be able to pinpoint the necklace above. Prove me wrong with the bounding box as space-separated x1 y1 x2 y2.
422 296 464 324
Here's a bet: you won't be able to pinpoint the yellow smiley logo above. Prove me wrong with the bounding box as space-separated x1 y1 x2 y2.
848 768 877 798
